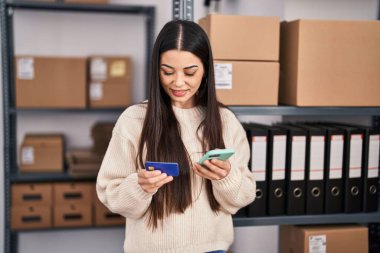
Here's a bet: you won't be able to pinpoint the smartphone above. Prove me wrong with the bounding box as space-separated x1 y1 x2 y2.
145 161 179 177
199 148 235 165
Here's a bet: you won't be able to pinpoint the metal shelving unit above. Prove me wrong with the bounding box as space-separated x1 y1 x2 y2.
2 0 380 252
1 1 155 252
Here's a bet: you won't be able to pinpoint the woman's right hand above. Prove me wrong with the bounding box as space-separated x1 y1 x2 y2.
137 169 174 194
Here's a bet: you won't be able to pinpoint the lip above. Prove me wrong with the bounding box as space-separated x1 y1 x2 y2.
170 89 188 97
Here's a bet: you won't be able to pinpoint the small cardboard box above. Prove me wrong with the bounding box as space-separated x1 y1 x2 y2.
53 204 92 227
19 134 64 173
12 183 52 206
280 224 368 253
280 19 380 106
54 182 93 205
214 61 279 105
89 81 132 108
88 56 132 108
11 205 52 230
199 14 280 61
94 199 124 226
67 150 103 178
15 56 86 108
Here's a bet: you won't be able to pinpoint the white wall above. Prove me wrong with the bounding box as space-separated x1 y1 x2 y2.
1 0 379 253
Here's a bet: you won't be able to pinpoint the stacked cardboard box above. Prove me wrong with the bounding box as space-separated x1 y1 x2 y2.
199 14 280 105
280 20 380 106
89 56 132 108
91 122 114 155
53 182 93 227
11 183 53 230
280 224 368 253
15 56 86 108
19 134 65 173
66 150 103 178
93 185 124 226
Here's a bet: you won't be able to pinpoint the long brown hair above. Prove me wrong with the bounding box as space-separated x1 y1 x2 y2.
137 20 225 229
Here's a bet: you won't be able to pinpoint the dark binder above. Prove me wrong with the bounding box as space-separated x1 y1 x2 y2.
275 124 307 215
308 123 344 214
244 124 268 217
294 123 326 215
324 123 365 213
326 123 380 212
249 123 287 216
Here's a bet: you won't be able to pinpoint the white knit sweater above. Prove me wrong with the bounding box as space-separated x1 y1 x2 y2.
96 103 256 253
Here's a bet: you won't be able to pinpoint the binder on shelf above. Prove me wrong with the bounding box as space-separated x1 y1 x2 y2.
308 123 344 214
275 124 307 215
327 123 380 212
294 123 326 215
362 127 380 212
244 124 268 217
248 123 287 216
324 123 365 213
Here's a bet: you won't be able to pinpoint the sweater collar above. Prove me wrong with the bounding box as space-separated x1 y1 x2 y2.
172 105 205 121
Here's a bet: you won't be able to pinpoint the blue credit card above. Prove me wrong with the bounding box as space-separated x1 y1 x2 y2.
145 161 179 177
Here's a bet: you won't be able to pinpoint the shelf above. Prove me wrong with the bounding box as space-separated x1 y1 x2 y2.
10 106 380 116
6 1 154 15
233 211 380 227
10 171 96 183
10 107 125 114
12 225 123 233
229 106 380 116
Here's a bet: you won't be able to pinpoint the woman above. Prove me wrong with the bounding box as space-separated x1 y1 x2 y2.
96 20 256 253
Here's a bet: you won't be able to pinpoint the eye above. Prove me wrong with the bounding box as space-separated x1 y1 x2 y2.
185 72 196 77
162 71 174 76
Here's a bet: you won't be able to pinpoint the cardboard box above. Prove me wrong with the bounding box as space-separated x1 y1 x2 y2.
199 14 280 61
94 199 124 226
91 122 114 154
214 61 279 105
15 56 86 108
11 205 52 230
88 56 132 108
89 81 132 108
280 224 368 253
67 150 103 178
12 183 52 206
53 204 92 227
54 182 93 205
280 19 380 106
19 134 64 173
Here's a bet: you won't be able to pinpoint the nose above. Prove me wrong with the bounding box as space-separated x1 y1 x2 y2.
174 73 185 87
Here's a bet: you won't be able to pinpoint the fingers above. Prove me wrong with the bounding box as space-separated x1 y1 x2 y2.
137 169 174 193
193 159 231 180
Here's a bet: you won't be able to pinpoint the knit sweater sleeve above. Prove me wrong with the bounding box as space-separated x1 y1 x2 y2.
96 105 154 219
211 109 256 214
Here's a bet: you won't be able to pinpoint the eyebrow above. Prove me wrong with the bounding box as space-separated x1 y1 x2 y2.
160 64 199 70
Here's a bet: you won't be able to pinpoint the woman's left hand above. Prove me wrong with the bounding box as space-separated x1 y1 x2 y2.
192 159 231 180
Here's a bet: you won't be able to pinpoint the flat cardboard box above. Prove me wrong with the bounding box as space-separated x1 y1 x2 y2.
53 204 92 227
67 150 103 178
15 56 86 108
280 19 380 106
12 183 52 206
94 199 124 226
54 182 93 205
280 224 368 253
19 134 64 173
11 205 52 230
89 81 132 108
199 14 280 61
214 61 279 105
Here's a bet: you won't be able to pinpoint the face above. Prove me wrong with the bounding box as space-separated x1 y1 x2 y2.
159 50 205 109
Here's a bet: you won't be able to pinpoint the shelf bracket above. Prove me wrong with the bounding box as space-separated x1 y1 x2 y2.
172 0 193 21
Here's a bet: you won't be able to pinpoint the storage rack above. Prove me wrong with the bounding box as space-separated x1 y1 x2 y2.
1 0 380 253
0 1 155 252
